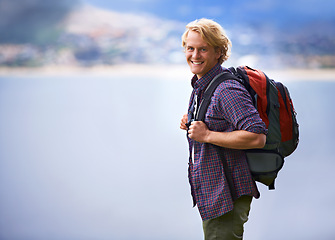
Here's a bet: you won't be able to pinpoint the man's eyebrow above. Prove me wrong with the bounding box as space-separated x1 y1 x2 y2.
186 44 208 48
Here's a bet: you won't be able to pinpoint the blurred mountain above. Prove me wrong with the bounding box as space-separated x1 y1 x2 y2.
62 5 185 65
0 0 78 44
0 4 186 67
0 0 334 68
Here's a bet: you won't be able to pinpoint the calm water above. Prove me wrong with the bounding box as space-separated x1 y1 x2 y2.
0 72 334 240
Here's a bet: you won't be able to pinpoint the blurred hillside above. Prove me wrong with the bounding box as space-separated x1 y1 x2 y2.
0 1 334 69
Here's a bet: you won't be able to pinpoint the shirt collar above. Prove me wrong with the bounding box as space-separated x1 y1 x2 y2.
191 63 225 95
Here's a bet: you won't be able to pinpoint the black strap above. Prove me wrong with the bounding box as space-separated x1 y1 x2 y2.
269 181 275 190
195 71 241 201
195 71 241 121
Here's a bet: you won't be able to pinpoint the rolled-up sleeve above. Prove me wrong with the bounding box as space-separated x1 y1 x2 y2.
216 80 268 135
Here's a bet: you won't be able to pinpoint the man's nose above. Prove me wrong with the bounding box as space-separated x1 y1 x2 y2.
192 49 200 58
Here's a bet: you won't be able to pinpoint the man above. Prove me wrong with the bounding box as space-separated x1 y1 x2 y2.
179 19 268 240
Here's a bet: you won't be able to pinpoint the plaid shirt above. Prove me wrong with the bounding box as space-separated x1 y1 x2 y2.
187 64 267 221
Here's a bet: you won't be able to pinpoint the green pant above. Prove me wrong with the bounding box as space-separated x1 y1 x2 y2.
202 196 252 240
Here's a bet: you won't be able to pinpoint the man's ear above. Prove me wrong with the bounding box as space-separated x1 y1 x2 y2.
215 47 222 60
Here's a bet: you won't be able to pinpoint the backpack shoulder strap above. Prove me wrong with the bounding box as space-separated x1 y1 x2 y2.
195 71 240 121
194 70 241 202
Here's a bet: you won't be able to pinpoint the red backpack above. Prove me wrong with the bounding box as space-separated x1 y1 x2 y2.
195 66 299 190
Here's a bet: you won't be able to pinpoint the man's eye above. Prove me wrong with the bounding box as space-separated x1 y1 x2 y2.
187 47 194 51
201 48 207 52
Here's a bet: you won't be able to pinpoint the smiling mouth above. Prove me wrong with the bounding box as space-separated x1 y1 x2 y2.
191 61 204 65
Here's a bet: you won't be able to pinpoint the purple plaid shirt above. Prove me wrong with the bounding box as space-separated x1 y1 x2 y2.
187 64 267 221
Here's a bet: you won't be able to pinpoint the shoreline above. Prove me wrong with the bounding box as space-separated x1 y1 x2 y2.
0 65 335 81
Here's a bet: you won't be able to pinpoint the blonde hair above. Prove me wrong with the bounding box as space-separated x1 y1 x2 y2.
181 18 232 64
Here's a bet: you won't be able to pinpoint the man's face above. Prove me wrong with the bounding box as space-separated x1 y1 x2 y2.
184 30 221 79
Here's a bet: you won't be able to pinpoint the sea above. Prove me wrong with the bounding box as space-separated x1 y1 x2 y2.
0 67 334 240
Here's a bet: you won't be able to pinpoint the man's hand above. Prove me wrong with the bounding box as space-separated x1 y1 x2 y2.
180 114 188 130
188 121 210 143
